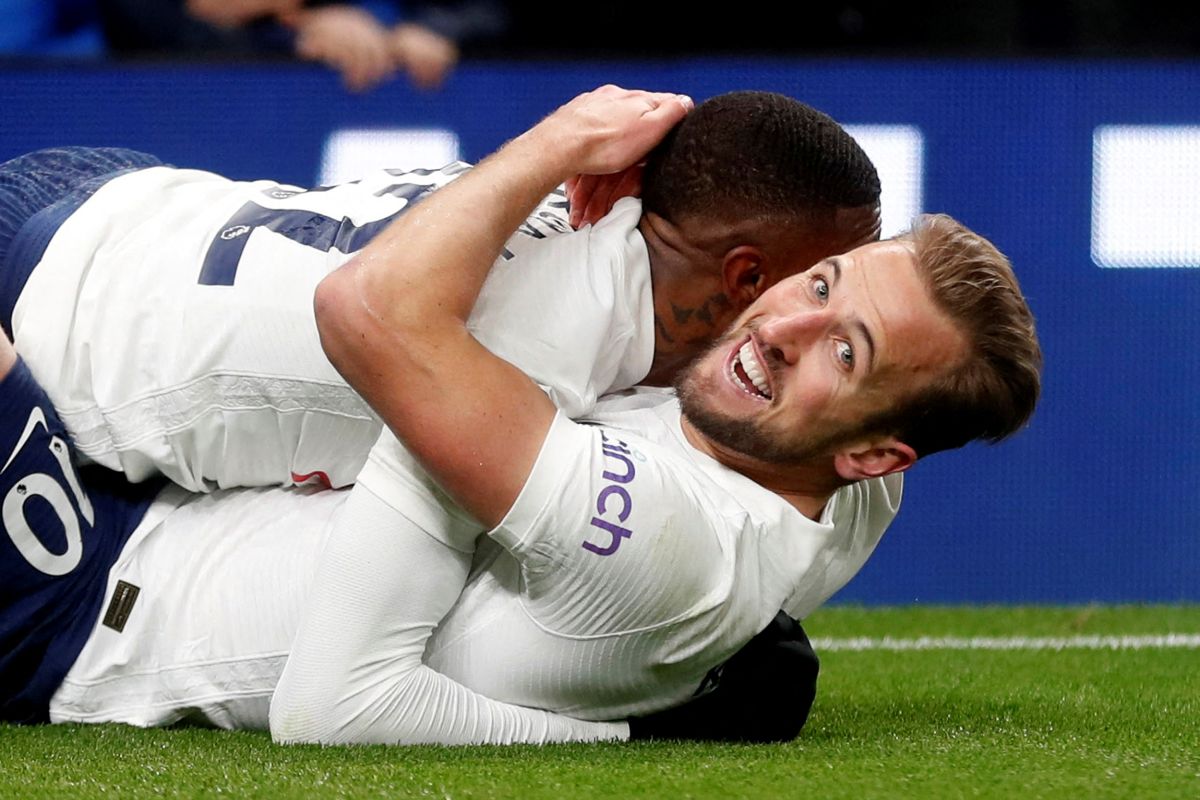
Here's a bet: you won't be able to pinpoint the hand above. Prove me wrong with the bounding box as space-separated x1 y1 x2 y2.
566 163 644 228
390 24 459 91
292 5 397 93
530 85 692 181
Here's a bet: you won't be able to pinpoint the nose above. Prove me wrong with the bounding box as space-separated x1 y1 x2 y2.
755 308 834 365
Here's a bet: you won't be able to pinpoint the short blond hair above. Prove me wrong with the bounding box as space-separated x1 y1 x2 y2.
863 214 1043 457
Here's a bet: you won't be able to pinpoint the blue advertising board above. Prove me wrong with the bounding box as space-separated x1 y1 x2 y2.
2 56 1197 604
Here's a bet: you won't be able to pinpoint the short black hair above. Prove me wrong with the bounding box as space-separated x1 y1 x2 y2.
641 91 880 226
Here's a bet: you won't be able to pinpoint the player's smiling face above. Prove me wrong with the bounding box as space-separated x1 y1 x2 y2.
677 239 968 466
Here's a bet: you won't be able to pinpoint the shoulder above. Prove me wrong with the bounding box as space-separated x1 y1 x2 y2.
826 473 904 541
495 408 727 554
489 412 740 632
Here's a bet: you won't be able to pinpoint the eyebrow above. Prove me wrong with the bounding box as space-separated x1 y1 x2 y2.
823 256 876 374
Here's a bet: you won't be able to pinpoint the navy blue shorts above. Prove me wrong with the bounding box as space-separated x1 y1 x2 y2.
0 146 163 338
0 358 162 723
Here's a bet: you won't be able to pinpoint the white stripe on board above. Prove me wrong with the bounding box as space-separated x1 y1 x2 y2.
810 634 1200 652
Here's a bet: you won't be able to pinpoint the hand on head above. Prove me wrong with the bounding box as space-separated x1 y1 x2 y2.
531 86 692 183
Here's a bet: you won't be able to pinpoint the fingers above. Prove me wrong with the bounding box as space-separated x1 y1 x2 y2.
611 164 644 201
640 91 693 131
391 24 458 90
556 87 693 177
649 91 695 115
588 86 693 119
567 174 598 228
612 93 690 173
566 164 644 228
594 86 691 114
579 179 616 228
344 44 393 92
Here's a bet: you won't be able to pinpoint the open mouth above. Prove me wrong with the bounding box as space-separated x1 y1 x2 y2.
729 340 773 401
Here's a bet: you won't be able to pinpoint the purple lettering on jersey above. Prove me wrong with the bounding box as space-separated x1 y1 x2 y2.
584 516 632 557
582 430 638 557
600 446 636 483
596 484 631 521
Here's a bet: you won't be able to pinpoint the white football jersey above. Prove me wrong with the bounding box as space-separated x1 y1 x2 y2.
12 165 653 492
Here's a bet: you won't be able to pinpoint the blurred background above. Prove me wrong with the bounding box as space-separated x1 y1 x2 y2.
3 0 1198 605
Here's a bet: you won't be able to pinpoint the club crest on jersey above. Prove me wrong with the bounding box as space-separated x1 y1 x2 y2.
220 224 252 241
582 430 637 557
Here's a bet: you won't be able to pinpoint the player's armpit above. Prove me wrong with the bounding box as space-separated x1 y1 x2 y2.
626 612 819 743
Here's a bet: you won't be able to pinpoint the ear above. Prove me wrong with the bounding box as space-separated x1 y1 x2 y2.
832 437 917 481
721 245 767 311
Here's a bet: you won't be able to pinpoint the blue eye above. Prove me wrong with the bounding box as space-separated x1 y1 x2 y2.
813 277 829 302
836 340 854 368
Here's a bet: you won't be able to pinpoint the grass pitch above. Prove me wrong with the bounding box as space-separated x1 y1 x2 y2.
2 605 1196 799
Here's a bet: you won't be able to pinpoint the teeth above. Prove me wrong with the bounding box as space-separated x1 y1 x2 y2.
736 341 771 398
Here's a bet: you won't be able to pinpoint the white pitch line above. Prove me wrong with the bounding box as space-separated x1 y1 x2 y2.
810 634 1200 652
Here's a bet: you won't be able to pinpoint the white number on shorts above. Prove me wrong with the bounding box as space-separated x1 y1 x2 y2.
2 409 95 576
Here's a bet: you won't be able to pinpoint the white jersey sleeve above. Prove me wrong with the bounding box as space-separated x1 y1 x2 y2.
299 410 757 725
406 403 902 722
269 483 628 745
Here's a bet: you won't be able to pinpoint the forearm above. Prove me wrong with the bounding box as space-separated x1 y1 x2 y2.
269 484 628 745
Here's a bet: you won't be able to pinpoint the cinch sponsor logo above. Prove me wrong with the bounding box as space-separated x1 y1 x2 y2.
582 430 637 557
